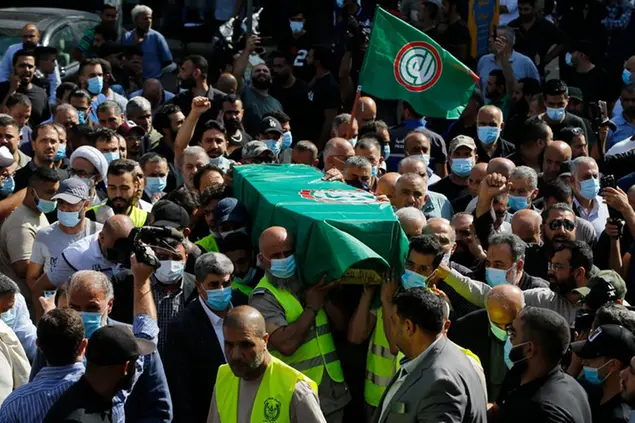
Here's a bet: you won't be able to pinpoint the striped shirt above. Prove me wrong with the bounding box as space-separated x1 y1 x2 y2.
0 362 85 422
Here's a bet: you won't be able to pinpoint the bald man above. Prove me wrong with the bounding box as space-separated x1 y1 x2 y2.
250 227 351 421
216 72 238 95
511 209 542 244
475 105 516 162
323 137 354 173
396 207 426 239
376 172 400 201
464 159 516 213
398 156 441 185
449 284 524 399
541 141 572 184
355 97 377 126
207 305 326 423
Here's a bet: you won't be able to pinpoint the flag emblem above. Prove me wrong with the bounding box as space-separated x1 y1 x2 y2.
299 189 377 204
393 41 442 92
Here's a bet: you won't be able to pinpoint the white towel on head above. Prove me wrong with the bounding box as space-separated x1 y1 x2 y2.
70 146 109 183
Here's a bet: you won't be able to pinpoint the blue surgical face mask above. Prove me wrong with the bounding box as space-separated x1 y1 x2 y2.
264 140 281 156
0 176 15 197
349 137 358 147
508 195 529 212
583 361 612 385
235 267 257 285
383 144 390 160
580 177 600 200
145 176 167 195
103 151 120 164
0 308 16 327
206 287 232 311
290 21 304 33
58 209 82 228
77 110 87 125
34 189 57 214
623 69 632 85
565 52 573 67
80 311 104 338
269 254 297 279
477 126 500 145
87 76 104 95
371 166 378 177
485 266 511 287
546 107 566 121
450 158 474 177
281 131 293 149
55 144 67 161
410 154 430 167
489 320 508 342
401 269 427 289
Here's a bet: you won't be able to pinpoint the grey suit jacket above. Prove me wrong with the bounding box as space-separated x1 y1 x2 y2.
373 336 487 423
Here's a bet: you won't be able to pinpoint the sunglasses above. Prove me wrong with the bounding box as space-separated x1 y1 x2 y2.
549 219 575 231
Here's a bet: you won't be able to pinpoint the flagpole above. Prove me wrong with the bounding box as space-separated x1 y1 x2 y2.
346 86 362 140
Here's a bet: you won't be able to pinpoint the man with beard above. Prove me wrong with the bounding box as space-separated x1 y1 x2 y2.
607 84 635 149
221 95 252 161
506 118 552 171
431 239 594 325
171 55 224 125
233 36 283 136
249 226 351 422
208 305 326 423
87 159 148 227
270 50 310 140
538 141 571 194
0 50 50 126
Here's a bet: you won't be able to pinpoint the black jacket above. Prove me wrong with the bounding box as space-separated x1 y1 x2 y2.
163 299 226 423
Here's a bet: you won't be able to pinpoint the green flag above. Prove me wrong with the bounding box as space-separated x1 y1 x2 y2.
359 7 478 119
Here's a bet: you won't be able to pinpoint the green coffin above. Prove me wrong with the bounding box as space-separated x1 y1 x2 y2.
232 164 409 285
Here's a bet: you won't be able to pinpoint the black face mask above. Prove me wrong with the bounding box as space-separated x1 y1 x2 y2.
508 343 526 363
179 76 196 90
251 75 272 90
345 178 370 191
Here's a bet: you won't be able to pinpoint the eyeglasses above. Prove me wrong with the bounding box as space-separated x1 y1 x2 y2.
549 219 575 231
548 262 572 271
505 324 515 337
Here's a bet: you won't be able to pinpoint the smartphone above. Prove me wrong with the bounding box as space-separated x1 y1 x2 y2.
43 290 56 298
600 174 616 190
599 100 608 121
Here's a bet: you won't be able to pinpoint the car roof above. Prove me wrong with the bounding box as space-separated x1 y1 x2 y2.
0 8 99 33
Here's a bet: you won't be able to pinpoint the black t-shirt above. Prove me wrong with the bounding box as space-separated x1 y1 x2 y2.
277 32 316 83
43 376 114 422
270 79 311 139
591 393 632 423
497 366 592 423
227 129 252 162
509 17 567 69
13 160 70 192
439 20 472 67
537 112 589 142
429 176 469 203
305 73 340 141
0 82 50 126
564 66 610 104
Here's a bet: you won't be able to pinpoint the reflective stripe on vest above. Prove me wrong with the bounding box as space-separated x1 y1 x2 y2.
255 276 344 385
90 204 148 227
195 234 219 253
233 281 253 297
215 355 318 423
364 307 403 407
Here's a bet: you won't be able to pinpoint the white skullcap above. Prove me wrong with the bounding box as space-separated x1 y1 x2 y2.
0 146 14 168
70 145 108 182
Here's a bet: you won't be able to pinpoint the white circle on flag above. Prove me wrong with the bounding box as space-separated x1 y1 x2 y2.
394 41 443 92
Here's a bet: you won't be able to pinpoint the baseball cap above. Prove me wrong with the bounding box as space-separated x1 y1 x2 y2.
118 121 146 138
213 197 248 226
573 270 627 300
260 117 283 135
242 141 274 160
448 135 477 154
86 325 155 365
571 324 635 364
52 178 90 204
0 146 14 167
568 87 584 103
151 200 190 228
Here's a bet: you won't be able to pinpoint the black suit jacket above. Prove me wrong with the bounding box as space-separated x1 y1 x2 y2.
163 299 226 423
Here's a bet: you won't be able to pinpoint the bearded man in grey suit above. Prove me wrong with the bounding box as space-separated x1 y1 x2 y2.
373 287 488 423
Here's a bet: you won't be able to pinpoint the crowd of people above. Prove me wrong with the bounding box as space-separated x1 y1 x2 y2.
1 0 635 422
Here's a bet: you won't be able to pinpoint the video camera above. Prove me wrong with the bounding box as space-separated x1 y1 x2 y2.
109 226 185 270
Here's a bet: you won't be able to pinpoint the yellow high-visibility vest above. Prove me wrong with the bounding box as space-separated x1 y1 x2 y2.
195 234 219 253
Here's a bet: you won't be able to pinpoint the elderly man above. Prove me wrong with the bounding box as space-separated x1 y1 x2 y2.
396 207 426 239
376 172 400 201
540 140 572 188
511 209 542 244
249 226 350 422
450 212 480 268
69 145 109 206
571 156 608 239
164 252 233 423
126 96 162 151
482 233 548 289
475 105 515 162
291 141 319 167
181 146 210 191
331 113 358 144
323 137 355 173
398 157 441 186
355 97 377 127
343 156 372 191
51 104 79 131
449 284 524 400
393 173 453 218
129 78 175 112
208 306 326 423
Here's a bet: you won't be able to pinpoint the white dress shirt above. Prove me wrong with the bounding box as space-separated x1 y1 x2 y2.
379 336 442 422
199 297 227 359
573 196 609 240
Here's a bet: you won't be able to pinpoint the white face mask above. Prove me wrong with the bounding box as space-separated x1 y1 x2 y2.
155 260 185 284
